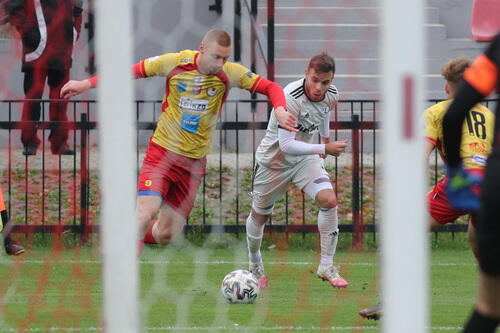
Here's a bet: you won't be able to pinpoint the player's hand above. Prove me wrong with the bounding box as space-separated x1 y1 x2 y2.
60 80 91 99
274 106 298 132
319 153 326 159
445 165 482 211
325 140 348 157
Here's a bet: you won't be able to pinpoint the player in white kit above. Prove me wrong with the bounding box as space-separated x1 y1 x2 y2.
246 53 349 289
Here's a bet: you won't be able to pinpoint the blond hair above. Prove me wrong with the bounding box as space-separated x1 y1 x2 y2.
202 29 231 47
441 57 472 93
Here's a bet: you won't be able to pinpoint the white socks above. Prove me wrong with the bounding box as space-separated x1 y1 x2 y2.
246 213 265 263
318 206 339 268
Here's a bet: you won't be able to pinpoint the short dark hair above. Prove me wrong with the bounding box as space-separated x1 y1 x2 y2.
203 29 232 47
441 57 471 93
308 52 335 74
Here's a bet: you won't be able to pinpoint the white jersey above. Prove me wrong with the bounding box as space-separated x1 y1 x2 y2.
256 78 339 168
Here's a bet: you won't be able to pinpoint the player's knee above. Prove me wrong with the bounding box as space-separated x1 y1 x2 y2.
316 194 337 209
250 210 269 225
155 231 174 245
136 209 156 225
155 227 179 245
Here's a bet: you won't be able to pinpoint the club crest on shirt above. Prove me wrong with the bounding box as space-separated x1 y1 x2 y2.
321 107 330 115
194 76 204 84
144 180 152 187
206 87 217 97
192 85 202 95
177 81 187 93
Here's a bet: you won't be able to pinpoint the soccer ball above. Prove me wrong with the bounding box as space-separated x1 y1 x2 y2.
220 269 259 304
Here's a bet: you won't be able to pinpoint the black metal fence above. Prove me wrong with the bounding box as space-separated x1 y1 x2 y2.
1 98 496 244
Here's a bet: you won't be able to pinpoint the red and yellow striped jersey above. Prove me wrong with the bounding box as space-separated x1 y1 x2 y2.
423 99 494 169
139 49 262 158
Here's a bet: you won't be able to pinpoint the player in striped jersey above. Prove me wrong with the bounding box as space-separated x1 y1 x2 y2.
246 53 349 289
60 29 297 253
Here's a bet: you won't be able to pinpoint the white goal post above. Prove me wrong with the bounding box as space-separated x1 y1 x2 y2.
381 0 429 332
95 0 140 332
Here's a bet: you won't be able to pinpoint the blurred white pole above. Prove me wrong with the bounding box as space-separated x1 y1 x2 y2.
380 1 428 333
95 0 139 332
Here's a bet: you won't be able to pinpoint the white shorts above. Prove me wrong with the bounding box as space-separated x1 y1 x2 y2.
251 157 333 215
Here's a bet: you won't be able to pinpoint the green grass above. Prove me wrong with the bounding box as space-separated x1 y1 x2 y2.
0 233 487 332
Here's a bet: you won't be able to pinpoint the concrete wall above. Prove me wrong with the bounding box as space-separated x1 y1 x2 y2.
429 0 473 38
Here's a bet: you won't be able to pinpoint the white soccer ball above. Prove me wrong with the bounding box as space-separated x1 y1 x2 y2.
220 269 259 304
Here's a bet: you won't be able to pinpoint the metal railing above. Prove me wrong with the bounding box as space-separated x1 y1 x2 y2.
2 98 495 245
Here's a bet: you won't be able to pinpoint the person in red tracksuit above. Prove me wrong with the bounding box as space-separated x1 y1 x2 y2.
7 0 82 155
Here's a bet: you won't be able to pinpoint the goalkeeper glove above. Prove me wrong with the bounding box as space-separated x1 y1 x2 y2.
445 164 482 212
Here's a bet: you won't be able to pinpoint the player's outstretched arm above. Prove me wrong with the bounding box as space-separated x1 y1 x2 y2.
324 140 348 157
274 106 297 132
60 79 92 99
60 61 150 100
253 77 297 132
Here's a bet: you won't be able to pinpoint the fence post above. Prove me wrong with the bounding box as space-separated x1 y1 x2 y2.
352 114 364 249
250 0 258 113
234 0 241 62
80 113 89 243
266 0 275 120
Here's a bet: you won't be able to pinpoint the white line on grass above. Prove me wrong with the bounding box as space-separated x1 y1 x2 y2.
0 259 478 267
0 326 465 331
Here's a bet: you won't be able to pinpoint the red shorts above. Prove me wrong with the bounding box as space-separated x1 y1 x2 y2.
138 140 206 219
427 169 484 227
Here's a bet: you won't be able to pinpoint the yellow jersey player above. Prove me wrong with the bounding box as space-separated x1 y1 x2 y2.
60 29 296 252
424 57 494 259
444 33 500 333
359 57 495 321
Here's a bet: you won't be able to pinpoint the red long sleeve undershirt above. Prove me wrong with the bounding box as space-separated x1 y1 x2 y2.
253 77 287 109
87 62 145 87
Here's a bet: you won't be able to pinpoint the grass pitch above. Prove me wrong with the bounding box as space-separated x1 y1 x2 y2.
0 232 481 332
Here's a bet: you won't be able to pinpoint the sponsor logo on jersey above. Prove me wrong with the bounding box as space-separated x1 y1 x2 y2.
181 113 201 133
179 96 209 113
180 58 192 63
245 71 253 78
192 85 202 95
471 154 487 165
206 87 217 97
469 142 488 154
194 76 205 84
145 180 152 187
177 81 187 93
147 56 159 63
297 123 318 134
